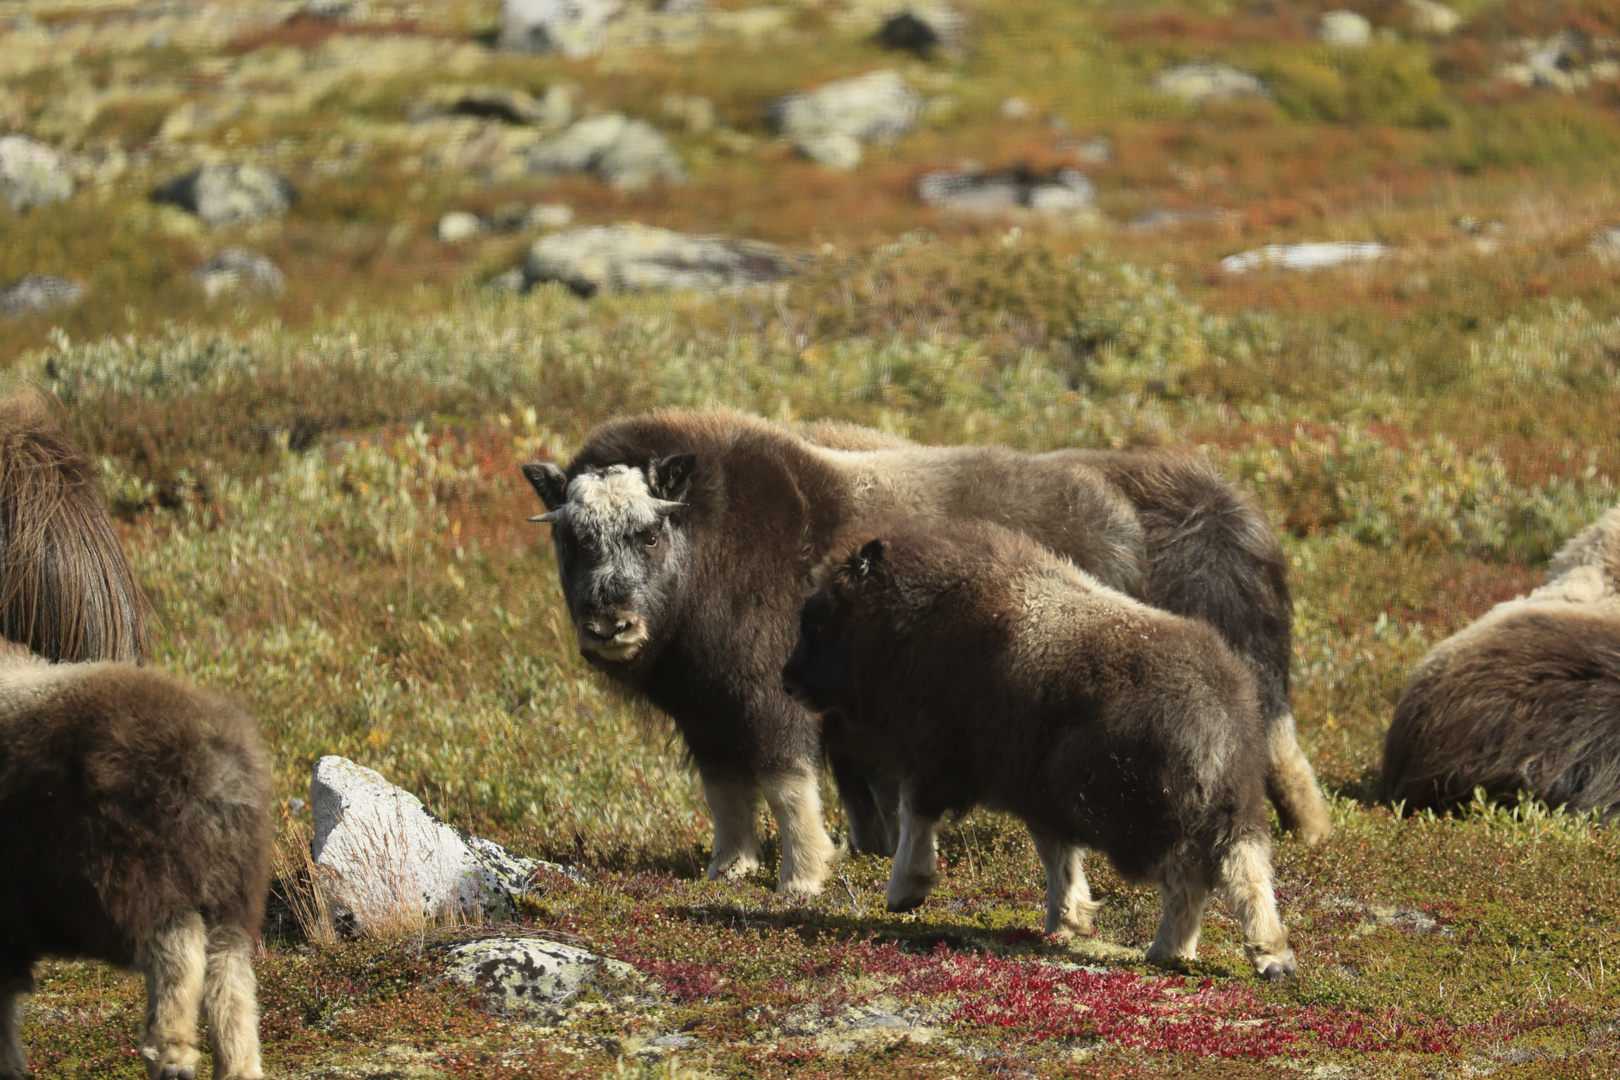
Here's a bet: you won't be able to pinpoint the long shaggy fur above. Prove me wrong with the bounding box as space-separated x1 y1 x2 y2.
1381 505 1620 815
0 393 149 663
782 520 1296 979
0 641 271 1079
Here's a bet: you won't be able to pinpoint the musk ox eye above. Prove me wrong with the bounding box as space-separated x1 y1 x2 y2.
640 528 660 549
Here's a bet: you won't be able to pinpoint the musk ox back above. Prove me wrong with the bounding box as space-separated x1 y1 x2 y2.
780 520 1296 980
0 641 271 1080
1382 505 1620 815
0 392 149 663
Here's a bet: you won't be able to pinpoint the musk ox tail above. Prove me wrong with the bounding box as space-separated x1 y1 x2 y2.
0 392 149 664
1382 608 1620 816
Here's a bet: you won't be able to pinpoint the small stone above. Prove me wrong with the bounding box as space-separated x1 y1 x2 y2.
0 135 74 211
446 937 641 1018
499 0 624 57
193 248 284 299
523 222 797 296
528 114 685 190
151 164 295 228
1406 0 1460 36
1220 241 1388 273
999 97 1034 120
1152 62 1270 105
770 71 922 145
438 211 485 243
487 267 529 294
527 203 575 229
1318 11 1372 48
0 274 84 318
797 131 863 169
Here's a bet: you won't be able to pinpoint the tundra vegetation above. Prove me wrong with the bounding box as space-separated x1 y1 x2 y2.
3 0 1620 1076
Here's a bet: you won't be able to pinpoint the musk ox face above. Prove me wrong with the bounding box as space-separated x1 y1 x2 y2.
522 454 695 665
781 540 885 713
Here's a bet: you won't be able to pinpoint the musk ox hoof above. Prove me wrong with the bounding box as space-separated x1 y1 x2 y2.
142 1042 200 1080
776 876 825 900
705 852 762 882
1261 959 1297 982
885 893 929 914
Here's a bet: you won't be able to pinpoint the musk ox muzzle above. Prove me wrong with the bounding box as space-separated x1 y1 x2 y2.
576 609 650 662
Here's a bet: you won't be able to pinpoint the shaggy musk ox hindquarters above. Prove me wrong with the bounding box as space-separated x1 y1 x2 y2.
0 642 271 1080
0 392 149 664
781 520 1296 980
1383 505 1620 815
521 409 1324 898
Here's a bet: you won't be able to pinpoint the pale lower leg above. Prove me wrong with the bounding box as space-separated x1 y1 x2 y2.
0 974 32 1080
1145 867 1210 964
1266 711 1333 845
700 774 763 881
762 767 837 897
203 926 264 1080
137 911 207 1080
1030 830 1099 938
1219 836 1297 980
885 798 941 913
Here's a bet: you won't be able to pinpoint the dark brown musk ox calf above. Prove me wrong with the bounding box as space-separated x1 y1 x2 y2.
1382 504 1620 815
0 391 149 664
0 639 271 1080
521 409 1327 897
780 520 1298 981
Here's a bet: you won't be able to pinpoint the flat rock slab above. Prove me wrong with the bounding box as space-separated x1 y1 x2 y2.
0 274 84 318
152 163 295 227
771 70 921 145
446 937 640 1017
310 756 560 932
1152 62 1269 105
523 222 796 295
1220 241 1388 273
917 167 1094 216
527 113 684 190
0 135 74 211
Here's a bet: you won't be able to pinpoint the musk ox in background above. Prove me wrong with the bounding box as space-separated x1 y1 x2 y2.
0 640 271 1080
781 520 1296 980
522 409 1326 896
0 392 149 663
1382 504 1620 815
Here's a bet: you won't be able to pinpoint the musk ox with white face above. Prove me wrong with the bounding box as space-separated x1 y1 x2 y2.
522 409 1325 899
782 520 1297 981
1382 504 1620 815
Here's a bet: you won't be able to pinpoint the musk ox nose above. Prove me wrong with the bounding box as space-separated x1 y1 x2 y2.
585 615 635 641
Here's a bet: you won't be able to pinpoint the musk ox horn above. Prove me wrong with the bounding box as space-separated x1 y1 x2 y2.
527 509 565 524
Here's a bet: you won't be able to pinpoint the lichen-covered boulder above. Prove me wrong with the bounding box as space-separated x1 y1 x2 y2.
770 71 921 160
446 938 641 1017
1152 62 1270 105
523 222 796 296
499 0 624 57
152 163 295 227
0 274 84 318
194 248 284 299
0 135 74 211
527 114 685 190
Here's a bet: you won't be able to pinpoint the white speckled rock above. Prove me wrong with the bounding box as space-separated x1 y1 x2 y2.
194 248 285 299
446 938 640 1017
797 131 863 169
152 163 294 227
523 222 796 295
1152 62 1269 105
1318 10 1372 48
0 135 73 211
438 211 485 243
1220 241 1389 274
1407 0 1460 36
528 114 685 190
310 756 557 931
771 70 921 148
0 274 84 318
499 0 623 57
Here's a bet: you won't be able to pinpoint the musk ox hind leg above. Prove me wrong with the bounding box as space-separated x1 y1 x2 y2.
1145 862 1211 966
203 925 264 1080
1030 830 1100 938
700 774 764 881
762 767 838 898
885 797 942 914
1218 834 1297 982
828 749 899 856
136 911 207 1080
1267 710 1333 846
0 969 33 1080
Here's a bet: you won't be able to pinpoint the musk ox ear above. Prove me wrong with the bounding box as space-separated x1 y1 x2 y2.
852 539 885 582
521 462 569 512
647 452 696 503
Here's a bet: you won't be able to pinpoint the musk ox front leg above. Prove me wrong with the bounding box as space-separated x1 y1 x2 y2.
885 797 942 913
137 912 207 1080
1030 830 1100 938
700 773 764 881
1266 711 1333 845
1218 835 1297 981
1145 862 1211 966
762 767 837 897
0 970 31 1080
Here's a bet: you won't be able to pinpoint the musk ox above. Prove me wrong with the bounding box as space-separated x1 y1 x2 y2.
0 640 271 1080
522 409 1326 897
0 392 149 663
1382 504 1620 815
780 520 1296 980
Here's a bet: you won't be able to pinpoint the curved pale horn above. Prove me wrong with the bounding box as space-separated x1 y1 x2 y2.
650 499 686 515
527 509 565 524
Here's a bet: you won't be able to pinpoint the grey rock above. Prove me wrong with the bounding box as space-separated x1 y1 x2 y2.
438 211 485 243
0 274 84 318
771 70 921 147
917 167 1093 215
523 222 796 296
1318 10 1372 47
446 938 640 1017
499 0 623 57
1407 0 1460 36
310 756 558 932
797 131 863 169
1152 62 1269 105
0 135 74 211
528 114 685 190
1220 241 1388 273
487 267 529 294
194 248 284 299
152 164 294 227
647 1034 696 1049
